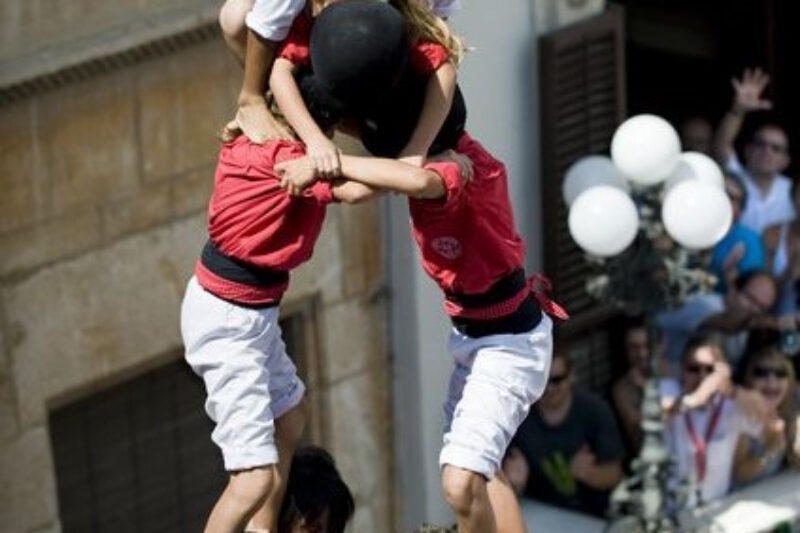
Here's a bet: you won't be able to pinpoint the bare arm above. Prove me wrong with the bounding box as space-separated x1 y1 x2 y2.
275 154 451 199
399 62 458 165
270 58 341 176
331 180 380 204
339 154 447 199
571 446 623 491
712 68 773 164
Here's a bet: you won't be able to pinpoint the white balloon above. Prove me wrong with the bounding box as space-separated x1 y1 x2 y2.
568 186 640 257
611 114 681 186
562 155 630 206
662 180 732 250
663 152 725 192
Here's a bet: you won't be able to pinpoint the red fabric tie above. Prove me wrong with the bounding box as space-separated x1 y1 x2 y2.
444 273 569 321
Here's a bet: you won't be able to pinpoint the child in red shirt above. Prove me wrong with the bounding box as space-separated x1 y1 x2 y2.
180 7 463 531
273 3 565 531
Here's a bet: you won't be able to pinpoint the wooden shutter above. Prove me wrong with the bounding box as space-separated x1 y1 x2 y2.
540 5 627 331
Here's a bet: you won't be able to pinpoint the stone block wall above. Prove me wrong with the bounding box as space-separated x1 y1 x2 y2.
0 31 393 533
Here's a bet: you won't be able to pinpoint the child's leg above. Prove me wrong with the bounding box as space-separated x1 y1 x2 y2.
181 277 301 532
487 471 527 533
441 465 497 533
247 398 308 530
439 316 553 533
206 466 277 533
219 0 255 64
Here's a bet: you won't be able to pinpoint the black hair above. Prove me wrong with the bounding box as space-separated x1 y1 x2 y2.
681 333 725 364
724 171 749 209
295 67 346 133
277 446 355 533
733 269 776 294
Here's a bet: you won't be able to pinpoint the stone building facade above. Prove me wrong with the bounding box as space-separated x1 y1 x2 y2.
0 1 394 531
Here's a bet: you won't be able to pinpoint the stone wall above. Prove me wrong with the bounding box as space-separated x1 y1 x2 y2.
0 33 393 533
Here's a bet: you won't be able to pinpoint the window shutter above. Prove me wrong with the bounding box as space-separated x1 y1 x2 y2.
539 6 627 327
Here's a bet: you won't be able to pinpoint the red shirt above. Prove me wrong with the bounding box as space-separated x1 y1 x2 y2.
196 136 334 304
411 133 526 299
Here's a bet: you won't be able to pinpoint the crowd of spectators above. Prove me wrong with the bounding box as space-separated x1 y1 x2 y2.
502 67 800 519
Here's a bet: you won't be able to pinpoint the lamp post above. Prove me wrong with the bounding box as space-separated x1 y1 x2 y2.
563 115 733 532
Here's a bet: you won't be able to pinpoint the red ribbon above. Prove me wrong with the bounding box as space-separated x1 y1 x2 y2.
684 398 725 483
444 273 569 321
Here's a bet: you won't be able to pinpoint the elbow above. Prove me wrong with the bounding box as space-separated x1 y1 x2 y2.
410 169 443 199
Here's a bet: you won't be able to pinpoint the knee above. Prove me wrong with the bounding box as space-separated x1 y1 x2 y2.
229 466 276 506
441 466 483 515
219 0 250 41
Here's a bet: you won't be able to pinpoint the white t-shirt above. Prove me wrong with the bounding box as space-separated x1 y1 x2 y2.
245 0 462 41
666 395 761 505
727 155 795 235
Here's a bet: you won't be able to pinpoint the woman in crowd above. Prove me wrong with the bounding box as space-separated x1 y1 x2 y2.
733 346 800 485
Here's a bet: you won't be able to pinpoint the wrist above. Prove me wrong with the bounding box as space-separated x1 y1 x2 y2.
238 91 267 107
729 104 746 116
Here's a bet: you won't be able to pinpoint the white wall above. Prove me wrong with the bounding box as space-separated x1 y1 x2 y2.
390 0 606 529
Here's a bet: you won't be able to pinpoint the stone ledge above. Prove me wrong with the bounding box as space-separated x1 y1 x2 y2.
0 6 219 107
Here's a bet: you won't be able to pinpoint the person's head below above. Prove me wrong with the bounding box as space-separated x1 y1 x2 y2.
681 116 713 155
730 270 778 316
539 349 574 411
724 172 748 222
744 124 791 180
742 345 796 417
621 314 663 376
278 447 355 533
680 335 727 394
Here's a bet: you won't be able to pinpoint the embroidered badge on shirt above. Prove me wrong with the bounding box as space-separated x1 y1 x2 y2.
431 236 462 260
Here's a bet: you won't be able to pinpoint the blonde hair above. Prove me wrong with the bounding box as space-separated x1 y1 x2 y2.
390 0 465 66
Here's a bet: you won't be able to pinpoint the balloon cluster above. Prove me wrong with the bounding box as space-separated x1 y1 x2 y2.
566 114 732 257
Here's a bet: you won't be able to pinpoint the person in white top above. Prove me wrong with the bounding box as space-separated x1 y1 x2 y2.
664 336 764 506
218 0 462 148
712 68 794 235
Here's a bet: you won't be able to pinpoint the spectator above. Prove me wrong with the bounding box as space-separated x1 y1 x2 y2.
610 316 672 454
665 336 762 506
713 68 794 234
764 179 800 317
503 350 625 517
733 346 800 485
657 270 778 370
275 446 355 533
681 116 713 155
709 173 766 293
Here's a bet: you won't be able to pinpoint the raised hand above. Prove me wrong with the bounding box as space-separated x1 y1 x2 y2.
731 68 773 113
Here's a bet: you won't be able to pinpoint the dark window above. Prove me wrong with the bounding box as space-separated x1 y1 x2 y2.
50 307 318 532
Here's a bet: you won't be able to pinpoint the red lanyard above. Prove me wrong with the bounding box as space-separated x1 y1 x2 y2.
684 399 725 483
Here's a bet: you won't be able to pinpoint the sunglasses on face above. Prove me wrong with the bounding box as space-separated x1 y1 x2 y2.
547 373 569 387
753 365 789 379
685 363 715 375
752 138 788 154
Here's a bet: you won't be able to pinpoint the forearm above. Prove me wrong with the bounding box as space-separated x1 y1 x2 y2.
269 58 328 143
239 30 278 104
580 463 623 491
712 106 744 164
331 180 380 204
400 63 457 159
339 155 445 199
